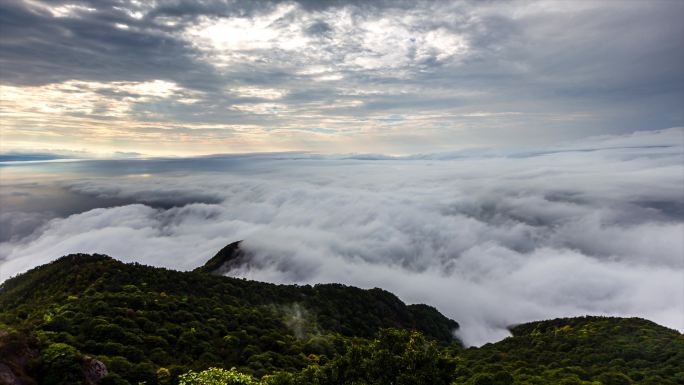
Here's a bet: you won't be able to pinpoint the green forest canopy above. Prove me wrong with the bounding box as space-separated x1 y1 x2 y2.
1 254 682 385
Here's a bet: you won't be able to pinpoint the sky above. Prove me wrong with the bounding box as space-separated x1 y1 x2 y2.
0 0 683 155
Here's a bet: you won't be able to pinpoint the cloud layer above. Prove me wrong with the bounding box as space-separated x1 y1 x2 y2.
1 0 682 155
1 128 683 345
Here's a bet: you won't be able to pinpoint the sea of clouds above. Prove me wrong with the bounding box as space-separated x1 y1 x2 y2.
1 128 682 345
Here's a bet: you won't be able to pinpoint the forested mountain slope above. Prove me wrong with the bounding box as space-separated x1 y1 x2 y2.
0 252 458 384
0 249 682 385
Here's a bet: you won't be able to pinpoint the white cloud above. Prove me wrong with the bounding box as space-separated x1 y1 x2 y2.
40 3 96 18
232 87 289 100
231 103 289 114
185 3 310 66
0 80 184 119
182 2 469 75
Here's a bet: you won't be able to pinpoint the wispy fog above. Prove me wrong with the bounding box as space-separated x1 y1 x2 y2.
1 128 682 345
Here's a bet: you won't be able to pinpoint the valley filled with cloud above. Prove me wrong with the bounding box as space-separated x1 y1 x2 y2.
1 128 682 346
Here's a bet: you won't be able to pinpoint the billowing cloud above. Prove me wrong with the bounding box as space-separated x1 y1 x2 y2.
1 128 682 345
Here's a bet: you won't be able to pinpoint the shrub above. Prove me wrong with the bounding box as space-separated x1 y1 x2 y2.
38 342 83 385
179 367 255 385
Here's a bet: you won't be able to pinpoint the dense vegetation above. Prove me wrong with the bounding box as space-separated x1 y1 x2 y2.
0 253 457 384
453 316 684 385
1 253 682 385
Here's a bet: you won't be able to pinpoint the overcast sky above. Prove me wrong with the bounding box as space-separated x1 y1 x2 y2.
1 0 682 155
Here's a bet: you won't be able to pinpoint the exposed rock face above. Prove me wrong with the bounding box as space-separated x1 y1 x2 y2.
12 347 36 369
82 357 107 385
194 240 250 275
0 330 37 385
0 363 22 385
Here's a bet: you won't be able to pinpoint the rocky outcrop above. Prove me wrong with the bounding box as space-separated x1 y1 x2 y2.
82 357 107 385
0 330 37 385
0 363 22 385
194 240 250 275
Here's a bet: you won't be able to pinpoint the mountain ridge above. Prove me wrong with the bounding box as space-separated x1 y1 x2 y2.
0 252 459 343
1 246 682 385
